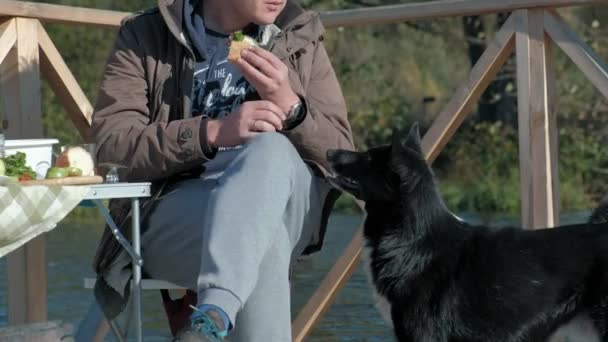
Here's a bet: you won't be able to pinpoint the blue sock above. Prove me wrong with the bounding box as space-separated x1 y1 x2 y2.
192 304 231 331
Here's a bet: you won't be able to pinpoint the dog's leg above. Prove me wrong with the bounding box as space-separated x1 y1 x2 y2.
589 296 608 341
391 307 418 342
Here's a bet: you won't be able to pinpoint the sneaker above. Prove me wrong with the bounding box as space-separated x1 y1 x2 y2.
173 306 228 342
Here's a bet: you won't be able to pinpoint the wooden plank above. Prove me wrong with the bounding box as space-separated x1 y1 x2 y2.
7 237 48 324
0 18 15 65
422 13 518 163
84 278 187 290
0 0 129 28
0 18 42 138
20 175 103 186
544 11 608 99
6 248 27 323
24 237 47 323
321 0 602 28
546 25 560 223
516 9 559 229
38 22 93 139
292 224 363 342
2 18 47 325
0 0 602 29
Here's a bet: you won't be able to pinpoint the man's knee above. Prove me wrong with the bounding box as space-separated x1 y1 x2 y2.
245 133 299 165
233 133 301 184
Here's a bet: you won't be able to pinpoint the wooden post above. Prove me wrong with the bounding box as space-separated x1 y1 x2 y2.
544 11 608 99
0 19 16 65
0 18 47 324
516 9 559 230
0 18 43 138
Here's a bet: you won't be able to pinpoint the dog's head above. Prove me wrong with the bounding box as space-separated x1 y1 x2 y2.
327 122 431 204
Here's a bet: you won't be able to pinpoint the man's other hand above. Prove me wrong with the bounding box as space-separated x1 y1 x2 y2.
206 100 287 148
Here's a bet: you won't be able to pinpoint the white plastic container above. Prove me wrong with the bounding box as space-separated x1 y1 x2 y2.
5 139 59 179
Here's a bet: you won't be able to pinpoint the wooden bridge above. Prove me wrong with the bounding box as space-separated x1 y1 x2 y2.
0 0 607 340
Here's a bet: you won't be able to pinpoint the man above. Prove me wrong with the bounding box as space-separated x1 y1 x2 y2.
91 0 354 341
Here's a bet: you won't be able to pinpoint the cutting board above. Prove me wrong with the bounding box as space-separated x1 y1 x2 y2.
19 176 104 186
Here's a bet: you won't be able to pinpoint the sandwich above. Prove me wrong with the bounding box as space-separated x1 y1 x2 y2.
228 31 259 63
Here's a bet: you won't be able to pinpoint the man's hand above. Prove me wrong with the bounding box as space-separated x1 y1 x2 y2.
236 47 300 113
206 100 286 148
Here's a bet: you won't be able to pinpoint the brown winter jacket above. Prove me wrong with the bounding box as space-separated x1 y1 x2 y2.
90 0 354 318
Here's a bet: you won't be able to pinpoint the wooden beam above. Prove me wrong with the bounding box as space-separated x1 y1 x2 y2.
38 22 92 140
321 0 602 28
516 9 559 229
422 13 518 163
0 0 602 29
544 11 608 99
1 18 47 324
0 18 43 139
0 0 128 28
292 223 364 342
0 18 15 65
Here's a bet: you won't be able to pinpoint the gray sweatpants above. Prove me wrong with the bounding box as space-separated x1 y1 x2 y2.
141 133 328 341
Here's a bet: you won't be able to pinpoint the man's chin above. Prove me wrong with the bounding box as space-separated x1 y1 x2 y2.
253 15 280 26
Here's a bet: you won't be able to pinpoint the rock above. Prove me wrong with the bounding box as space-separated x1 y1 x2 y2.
0 321 74 342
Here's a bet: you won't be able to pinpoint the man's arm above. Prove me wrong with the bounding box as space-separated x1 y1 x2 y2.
91 20 214 182
283 40 355 174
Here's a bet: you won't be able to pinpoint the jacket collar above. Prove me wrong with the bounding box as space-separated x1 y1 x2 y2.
157 0 325 60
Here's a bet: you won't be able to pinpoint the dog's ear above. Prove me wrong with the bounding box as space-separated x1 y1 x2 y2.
391 127 406 165
391 123 423 162
392 126 404 149
391 123 430 186
405 122 423 155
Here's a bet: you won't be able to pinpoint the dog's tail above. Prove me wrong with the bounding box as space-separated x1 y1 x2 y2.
590 196 608 224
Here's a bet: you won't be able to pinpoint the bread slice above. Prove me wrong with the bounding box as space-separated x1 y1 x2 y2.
228 31 258 63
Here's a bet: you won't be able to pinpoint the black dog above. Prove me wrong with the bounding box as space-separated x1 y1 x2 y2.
327 123 608 342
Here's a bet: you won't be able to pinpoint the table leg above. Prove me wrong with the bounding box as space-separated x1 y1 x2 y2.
131 198 143 342
92 199 142 266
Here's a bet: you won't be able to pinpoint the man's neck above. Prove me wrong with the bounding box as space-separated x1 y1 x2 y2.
201 0 248 34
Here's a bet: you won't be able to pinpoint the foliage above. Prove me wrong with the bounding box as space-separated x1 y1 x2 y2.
438 121 607 215
14 0 608 215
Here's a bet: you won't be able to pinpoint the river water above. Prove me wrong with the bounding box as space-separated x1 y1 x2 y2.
0 210 591 341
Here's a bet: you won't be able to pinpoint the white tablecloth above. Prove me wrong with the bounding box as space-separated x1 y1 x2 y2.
0 184 90 257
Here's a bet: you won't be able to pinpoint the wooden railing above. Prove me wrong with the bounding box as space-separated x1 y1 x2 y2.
1 0 607 340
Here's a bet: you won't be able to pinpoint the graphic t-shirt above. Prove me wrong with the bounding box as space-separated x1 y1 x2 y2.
190 29 257 119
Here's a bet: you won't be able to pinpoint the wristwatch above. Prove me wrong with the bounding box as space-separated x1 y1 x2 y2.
282 100 306 130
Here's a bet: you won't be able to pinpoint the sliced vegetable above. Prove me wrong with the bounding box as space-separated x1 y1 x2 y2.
19 174 33 182
233 31 245 42
0 158 5 176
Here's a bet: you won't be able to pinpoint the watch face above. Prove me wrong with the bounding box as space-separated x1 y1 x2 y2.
290 103 303 118
283 102 304 129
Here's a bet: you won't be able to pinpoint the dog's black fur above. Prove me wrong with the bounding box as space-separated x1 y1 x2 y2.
327 123 608 342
